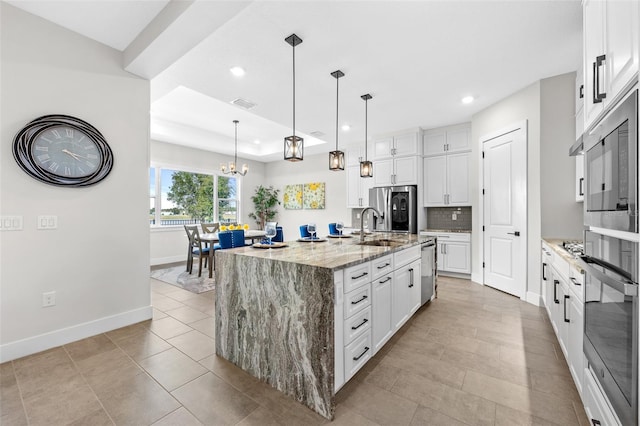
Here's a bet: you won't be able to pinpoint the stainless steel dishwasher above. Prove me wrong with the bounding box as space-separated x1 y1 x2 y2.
421 237 437 305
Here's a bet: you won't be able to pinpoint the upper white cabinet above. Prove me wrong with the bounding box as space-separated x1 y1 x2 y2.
373 156 419 187
423 124 471 156
346 165 372 208
373 132 420 160
346 146 365 166
583 0 639 131
423 152 470 206
575 154 584 202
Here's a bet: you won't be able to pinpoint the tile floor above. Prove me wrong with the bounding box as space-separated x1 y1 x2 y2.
1 275 588 425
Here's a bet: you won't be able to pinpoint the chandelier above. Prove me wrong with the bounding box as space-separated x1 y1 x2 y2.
220 120 248 176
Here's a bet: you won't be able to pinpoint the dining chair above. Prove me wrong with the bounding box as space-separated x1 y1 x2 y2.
201 222 219 234
231 229 247 247
184 225 210 277
273 226 284 242
299 225 311 238
328 223 338 235
216 231 233 250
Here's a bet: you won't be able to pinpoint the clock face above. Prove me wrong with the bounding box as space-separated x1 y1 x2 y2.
13 115 113 187
32 125 102 178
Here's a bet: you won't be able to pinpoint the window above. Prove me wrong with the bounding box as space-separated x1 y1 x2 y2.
149 167 239 227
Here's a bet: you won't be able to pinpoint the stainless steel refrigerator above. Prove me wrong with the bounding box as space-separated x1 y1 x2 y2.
367 185 417 233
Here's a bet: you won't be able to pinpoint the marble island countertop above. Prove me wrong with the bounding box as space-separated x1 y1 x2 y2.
225 232 425 270
421 229 472 233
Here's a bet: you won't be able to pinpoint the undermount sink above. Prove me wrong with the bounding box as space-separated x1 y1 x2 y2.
358 239 405 247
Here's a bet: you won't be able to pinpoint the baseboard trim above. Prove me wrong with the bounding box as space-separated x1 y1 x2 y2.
525 291 543 307
0 305 152 363
151 255 184 266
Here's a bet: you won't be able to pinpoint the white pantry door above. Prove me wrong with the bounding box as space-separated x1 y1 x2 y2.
482 123 527 298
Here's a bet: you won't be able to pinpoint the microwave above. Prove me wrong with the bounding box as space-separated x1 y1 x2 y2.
583 89 638 233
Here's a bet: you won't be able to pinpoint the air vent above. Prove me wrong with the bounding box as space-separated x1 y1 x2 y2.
230 98 256 109
310 131 325 137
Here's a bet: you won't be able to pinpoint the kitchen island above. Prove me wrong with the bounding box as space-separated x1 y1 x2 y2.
214 233 424 420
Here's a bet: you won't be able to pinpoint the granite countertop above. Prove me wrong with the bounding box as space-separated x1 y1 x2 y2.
223 232 425 270
542 238 583 271
422 229 471 233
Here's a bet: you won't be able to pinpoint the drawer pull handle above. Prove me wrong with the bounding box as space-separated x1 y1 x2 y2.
379 277 392 284
569 276 581 286
377 263 390 269
351 295 368 305
554 279 559 304
591 420 601 426
409 268 414 287
564 295 570 323
351 318 369 330
353 346 370 361
352 272 369 280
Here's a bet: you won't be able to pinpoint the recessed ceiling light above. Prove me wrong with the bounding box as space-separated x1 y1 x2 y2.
230 66 245 77
461 96 474 104
254 140 260 145
341 124 351 131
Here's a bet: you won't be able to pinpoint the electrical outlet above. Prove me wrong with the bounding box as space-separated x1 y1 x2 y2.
42 291 56 307
37 215 58 230
452 213 457 221
0 216 23 231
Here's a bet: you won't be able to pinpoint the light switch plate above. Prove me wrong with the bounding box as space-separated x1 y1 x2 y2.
37 215 58 230
0 216 23 231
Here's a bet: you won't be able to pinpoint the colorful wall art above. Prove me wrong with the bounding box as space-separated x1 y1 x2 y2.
283 184 303 209
303 182 325 209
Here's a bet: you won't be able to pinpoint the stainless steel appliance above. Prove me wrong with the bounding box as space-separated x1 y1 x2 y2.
583 89 638 233
421 237 437 305
367 185 417 234
579 230 638 426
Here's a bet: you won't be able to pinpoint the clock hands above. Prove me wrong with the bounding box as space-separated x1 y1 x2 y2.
61 149 91 161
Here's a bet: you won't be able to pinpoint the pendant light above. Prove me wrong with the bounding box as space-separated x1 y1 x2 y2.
220 120 248 176
284 33 303 161
360 94 373 178
329 70 345 171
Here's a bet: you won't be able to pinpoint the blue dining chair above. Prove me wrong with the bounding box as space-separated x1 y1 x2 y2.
231 229 247 247
273 226 284 242
215 231 233 250
328 223 338 235
299 225 311 238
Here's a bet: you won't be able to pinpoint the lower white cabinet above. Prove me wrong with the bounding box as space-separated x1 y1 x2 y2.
344 331 372 380
425 232 471 275
568 294 584 394
584 368 622 426
372 273 393 353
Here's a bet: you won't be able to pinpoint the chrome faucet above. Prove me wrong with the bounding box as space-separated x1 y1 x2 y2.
360 206 381 242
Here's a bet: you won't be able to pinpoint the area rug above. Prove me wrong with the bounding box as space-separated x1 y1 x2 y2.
151 265 215 294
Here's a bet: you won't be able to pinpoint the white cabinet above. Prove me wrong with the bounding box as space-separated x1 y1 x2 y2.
423 124 471 156
426 232 471 275
373 132 420 160
372 272 393 353
423 152 470 206
583 0 639 131
373 156 419 187
407 259 421 315
346 146 364 166
347 165 373 208
575 154 584 202
584 368 622 426
568 293 584 394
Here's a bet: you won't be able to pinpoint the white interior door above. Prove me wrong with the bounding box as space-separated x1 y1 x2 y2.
482 124 527 298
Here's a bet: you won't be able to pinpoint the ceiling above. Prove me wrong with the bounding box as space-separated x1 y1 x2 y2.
7 0 583 163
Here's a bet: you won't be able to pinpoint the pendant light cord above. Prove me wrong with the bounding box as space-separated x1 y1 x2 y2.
292 43 296 138
364 97 368 160
234 120 238 164
336 75 339 150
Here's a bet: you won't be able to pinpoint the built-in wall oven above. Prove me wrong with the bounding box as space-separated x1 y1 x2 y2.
583 89 638 233
579 230 638 426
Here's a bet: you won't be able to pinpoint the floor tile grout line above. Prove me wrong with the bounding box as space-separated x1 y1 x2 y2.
61 341 117 426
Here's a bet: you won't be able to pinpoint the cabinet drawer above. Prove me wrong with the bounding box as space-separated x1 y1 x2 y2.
394 245 420 268
344 330 372 381
426 232 471 242
344 262 372 293
371 254 393 280
344 284 372 319
569 266 584 303
344 306 371 345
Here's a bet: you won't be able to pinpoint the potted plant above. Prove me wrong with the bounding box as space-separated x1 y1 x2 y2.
249 185 281 229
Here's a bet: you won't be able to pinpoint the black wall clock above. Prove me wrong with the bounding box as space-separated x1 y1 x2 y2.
13 115 113 187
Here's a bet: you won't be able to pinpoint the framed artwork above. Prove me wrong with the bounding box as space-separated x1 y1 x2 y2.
303 182 325 209
283 184 303 209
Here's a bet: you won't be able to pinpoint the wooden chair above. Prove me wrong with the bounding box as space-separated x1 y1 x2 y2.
184 225 210 277
201 222 220 234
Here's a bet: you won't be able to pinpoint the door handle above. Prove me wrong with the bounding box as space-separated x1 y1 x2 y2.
542 263 547 281
507 231 520 236
595 54 606 102
554 279 559 304
579 177 584 196
409 268 414 287
564 295 570 323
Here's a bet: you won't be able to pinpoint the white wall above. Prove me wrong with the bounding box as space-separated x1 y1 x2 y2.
471 72 579 303
150 140 266 265
540 73 583 240
264 152 350 242
471 81 542 301
0 3 151 361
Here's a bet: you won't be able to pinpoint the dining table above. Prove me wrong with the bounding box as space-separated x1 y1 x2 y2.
199 230 267 278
